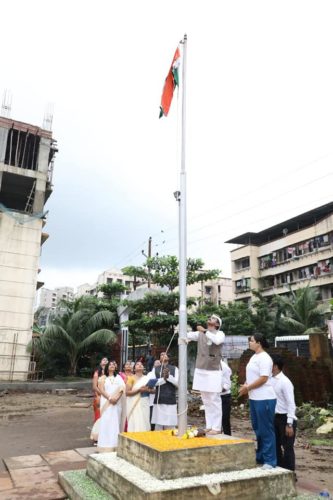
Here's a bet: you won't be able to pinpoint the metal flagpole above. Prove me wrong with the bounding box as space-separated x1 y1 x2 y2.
177 33 188 437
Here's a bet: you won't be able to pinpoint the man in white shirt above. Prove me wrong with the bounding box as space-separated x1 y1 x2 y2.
221 360 232 435
151 352 179 430
271 354 297 471
187 315 225 435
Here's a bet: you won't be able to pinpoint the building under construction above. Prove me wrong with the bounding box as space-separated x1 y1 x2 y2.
0 114 57 380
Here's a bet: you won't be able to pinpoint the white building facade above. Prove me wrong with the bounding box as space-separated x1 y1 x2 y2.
0 116 57 380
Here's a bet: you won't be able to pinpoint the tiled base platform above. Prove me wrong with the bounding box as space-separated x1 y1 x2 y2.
59 432 297 500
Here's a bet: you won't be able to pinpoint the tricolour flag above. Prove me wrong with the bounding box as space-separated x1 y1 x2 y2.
159 47 181 118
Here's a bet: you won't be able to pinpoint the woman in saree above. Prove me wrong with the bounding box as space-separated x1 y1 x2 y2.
97 361 126 451
92 357 108 423
119 360 134 384
90 357 108 443
126 361 153 432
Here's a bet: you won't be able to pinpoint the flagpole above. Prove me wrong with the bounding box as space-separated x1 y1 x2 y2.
178 33 188 437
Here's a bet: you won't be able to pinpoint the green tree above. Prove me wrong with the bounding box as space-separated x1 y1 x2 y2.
99 282 128 298
251 291 277 340
124 291 196 357
146 255 219 291
189 301 255 336
275 285 331 334
30 297 116 375
122 266 148 290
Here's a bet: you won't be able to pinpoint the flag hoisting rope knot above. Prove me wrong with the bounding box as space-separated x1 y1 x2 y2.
159 47 181 118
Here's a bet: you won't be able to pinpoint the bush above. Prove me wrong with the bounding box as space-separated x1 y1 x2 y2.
297 403 333 430
231 374 240 400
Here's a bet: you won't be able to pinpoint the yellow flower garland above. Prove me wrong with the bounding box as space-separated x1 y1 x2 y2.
123 431 251 452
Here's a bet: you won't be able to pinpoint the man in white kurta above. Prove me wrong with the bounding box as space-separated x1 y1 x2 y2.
187 315 225 435
151 352 178 430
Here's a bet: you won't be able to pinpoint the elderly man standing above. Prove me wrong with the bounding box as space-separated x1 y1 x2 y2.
187 315 225 435
151 352 179 430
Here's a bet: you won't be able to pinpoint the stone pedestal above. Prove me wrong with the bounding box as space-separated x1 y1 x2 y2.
117 432 255 479
59 432 297 499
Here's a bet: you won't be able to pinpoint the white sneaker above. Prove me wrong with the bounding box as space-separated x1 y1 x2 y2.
262 464 274 470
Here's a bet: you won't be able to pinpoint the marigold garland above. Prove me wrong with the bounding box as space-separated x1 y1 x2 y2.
123 431 251 452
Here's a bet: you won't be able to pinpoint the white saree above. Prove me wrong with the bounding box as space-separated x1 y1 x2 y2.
97 375 126 450
126 375 151 432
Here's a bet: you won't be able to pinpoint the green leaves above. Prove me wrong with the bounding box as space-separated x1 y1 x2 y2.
274 284 331 334
145 255 220 291
31 297 117 375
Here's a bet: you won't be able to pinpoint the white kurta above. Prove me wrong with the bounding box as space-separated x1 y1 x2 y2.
98 375 125 450
188 330 225 392
151 367 178 426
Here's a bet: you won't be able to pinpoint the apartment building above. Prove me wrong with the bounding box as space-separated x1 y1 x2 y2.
226 203 333 303
0 115 57 380
76 269 139 300
186 276 232 306
39 286 74 310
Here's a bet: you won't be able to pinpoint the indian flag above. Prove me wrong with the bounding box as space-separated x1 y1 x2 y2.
159 47 181 118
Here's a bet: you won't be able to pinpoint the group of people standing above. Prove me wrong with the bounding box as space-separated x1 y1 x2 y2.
90 316 297 475
90 351 179 450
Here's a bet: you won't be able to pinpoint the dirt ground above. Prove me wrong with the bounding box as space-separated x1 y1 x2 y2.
0 392 332 494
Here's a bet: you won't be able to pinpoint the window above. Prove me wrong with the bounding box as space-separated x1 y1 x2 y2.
218 285 221 293
4 128 40 170
205 286 212 295
234 257 250 272
107 278 113 284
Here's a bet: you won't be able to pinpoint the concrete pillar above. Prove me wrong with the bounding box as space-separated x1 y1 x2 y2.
32 178 46 214
309 333 330 361
0 127 9 163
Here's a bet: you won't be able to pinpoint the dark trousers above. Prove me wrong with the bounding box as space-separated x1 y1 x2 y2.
249 399 277 467
274 413 296 471
221 394 231 435
150 405 155 431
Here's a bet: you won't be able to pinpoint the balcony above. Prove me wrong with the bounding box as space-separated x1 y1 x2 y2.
259 271 333 297
259 246 333 277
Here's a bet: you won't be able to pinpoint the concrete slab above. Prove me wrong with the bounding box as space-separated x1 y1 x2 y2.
75 447 98 458
0 472 13 491
1 481 66 500
50 461 87 476
53 388 78 395
3 454 47 470
42 449 86 466
86 452 297 499
59 469 114 499
9 465 56 487
118 431 255 479
70 402 91 408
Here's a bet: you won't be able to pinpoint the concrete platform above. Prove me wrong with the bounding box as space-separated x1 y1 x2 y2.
117 431 255 479
83 452 297 499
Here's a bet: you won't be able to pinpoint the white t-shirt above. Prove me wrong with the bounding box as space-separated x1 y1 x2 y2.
246 351 276 401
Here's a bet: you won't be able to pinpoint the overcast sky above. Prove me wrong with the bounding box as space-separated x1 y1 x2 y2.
2 0 333 290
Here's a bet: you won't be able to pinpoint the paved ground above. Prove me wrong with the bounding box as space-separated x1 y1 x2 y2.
0 446 324 499
0 447 94 499
0 392 332 498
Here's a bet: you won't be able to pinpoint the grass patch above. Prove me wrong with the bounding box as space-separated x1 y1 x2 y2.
309 438 333 447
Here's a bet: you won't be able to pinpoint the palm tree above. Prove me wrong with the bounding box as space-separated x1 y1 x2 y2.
275 285 331 334
32 297 116 375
